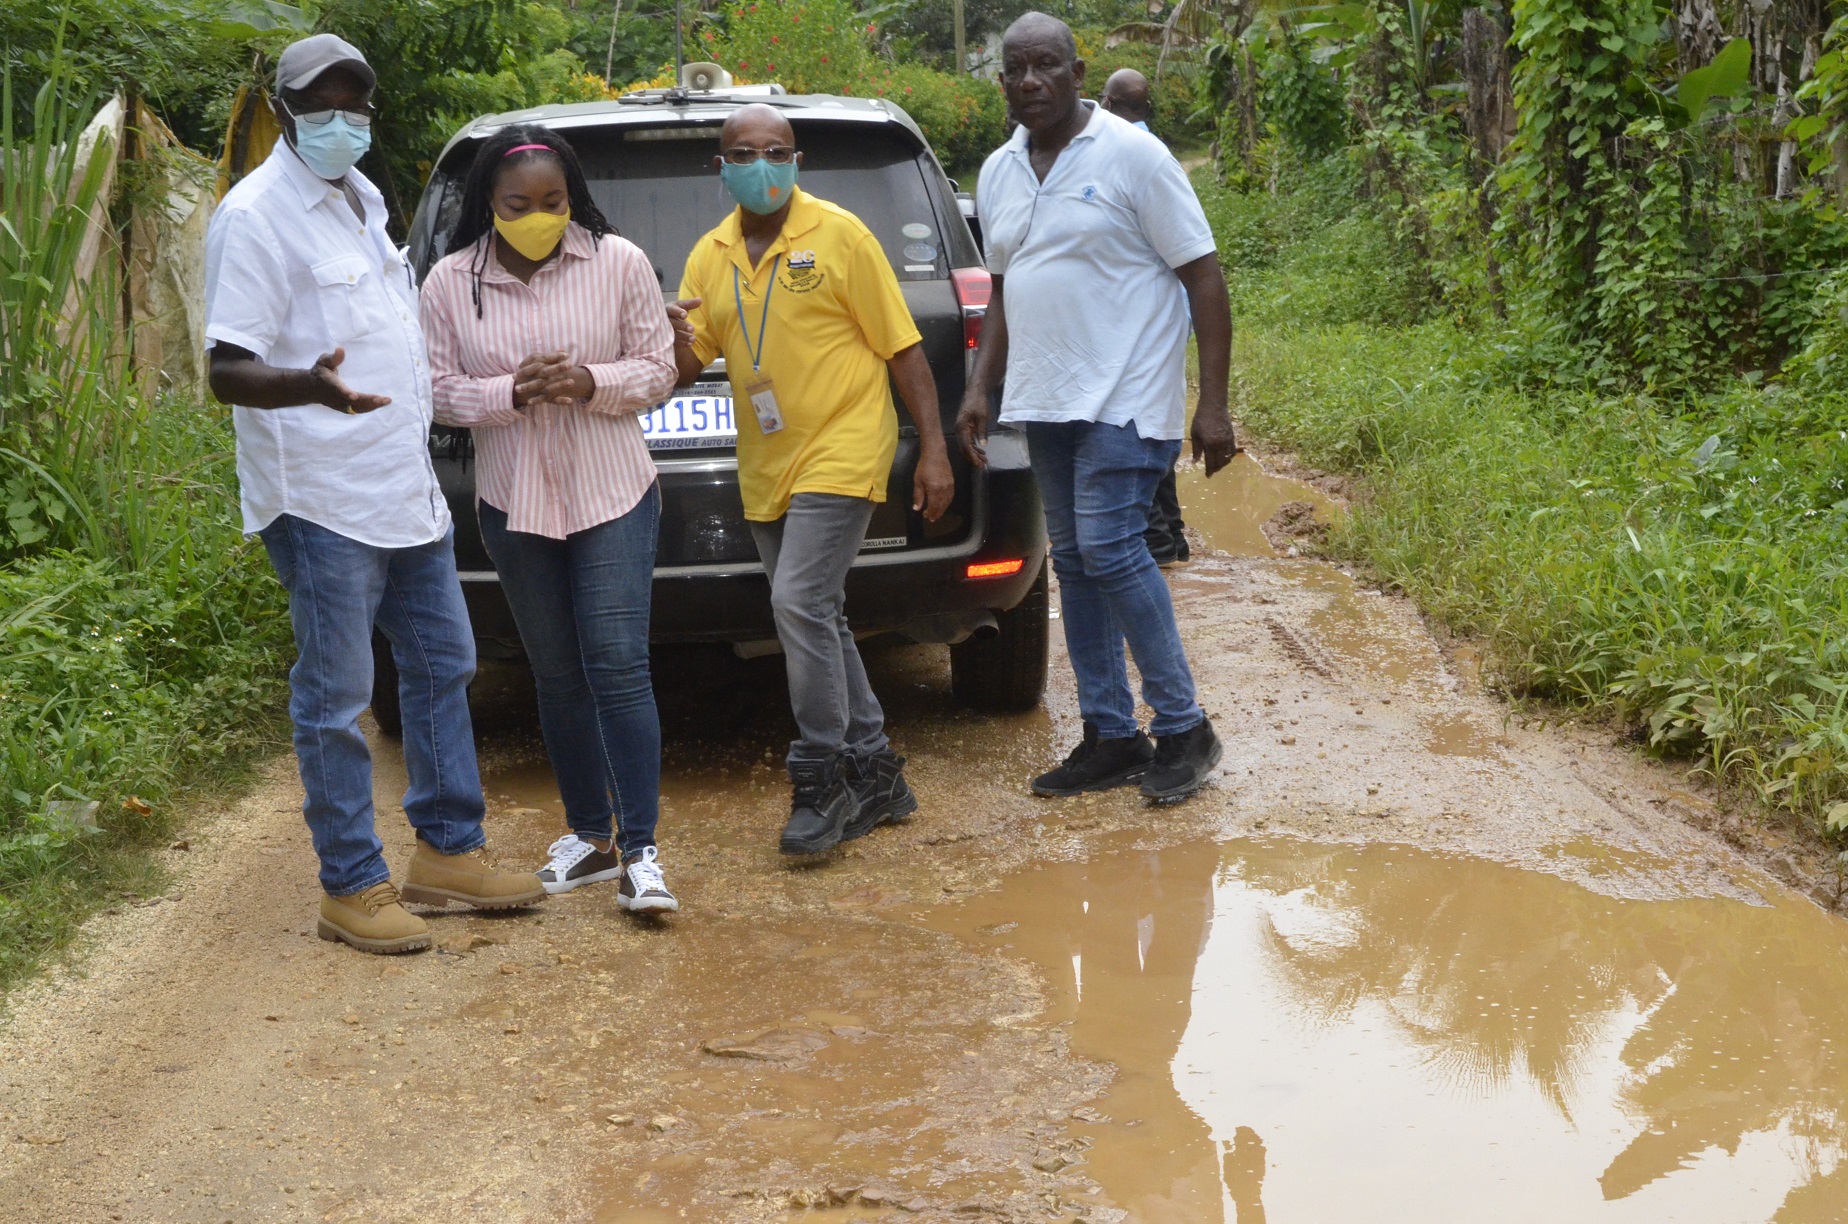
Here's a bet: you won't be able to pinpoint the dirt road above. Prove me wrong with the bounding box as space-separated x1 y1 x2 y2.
3 455 1845 1223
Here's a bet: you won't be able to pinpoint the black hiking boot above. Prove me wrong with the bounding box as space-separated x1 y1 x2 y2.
1031 721 1155 797
844 749 919 841
780 757 854 856
1140 718 1224 804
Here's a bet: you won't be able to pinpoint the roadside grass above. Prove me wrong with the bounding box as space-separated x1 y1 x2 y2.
1201 165 1848 832
0 63 293 994
0 408 293 994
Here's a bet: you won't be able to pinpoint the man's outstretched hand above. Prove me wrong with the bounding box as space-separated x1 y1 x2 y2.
310 347 391 414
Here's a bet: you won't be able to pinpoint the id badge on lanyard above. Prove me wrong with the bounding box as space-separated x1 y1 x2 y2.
735 258 784 435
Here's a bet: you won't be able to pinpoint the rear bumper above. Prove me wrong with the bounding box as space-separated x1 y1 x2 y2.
456 445 1044 653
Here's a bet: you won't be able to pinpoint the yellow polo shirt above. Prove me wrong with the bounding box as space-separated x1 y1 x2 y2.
680 188 922 522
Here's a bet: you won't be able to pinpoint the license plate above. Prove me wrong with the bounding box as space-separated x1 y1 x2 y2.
641 383 737 450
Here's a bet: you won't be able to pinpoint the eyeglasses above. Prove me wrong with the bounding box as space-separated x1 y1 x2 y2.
721 145 796 165
280 97 377 128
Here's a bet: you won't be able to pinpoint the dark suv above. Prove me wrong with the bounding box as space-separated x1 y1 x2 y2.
376 90 1046 730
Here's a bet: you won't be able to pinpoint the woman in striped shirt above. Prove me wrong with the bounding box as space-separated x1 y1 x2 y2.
421 125 682 913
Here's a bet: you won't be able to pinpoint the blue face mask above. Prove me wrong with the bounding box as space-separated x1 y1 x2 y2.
1133 119 1151 131
720 158 799 215
291 114 372 181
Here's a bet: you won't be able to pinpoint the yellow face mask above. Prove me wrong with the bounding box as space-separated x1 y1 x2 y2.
494 208 570 261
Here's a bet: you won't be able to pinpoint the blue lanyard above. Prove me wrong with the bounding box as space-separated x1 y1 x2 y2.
732 257 779 374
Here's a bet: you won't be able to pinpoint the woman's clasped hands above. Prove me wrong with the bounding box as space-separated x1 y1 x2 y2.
512 350 594 409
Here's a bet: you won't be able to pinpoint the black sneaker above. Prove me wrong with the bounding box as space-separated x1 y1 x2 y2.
1173 534 1191 564
1140 718 1223 804
780 758 854 856
845 749 919 841
617 845 679 913
536 833 622 894
1031 721 1156 797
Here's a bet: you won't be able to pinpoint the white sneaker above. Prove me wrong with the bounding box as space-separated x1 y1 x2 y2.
617 845 679 913
536 834 622 894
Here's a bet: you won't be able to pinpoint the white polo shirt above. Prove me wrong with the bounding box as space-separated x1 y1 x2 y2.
204 143 449 547
978 103 1217 440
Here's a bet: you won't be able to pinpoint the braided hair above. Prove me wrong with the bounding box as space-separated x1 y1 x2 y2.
447 124 616 318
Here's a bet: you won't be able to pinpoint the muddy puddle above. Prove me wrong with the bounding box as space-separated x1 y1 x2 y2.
1176 454 1340 559
932 835 1848 1223
548 802 1848 1221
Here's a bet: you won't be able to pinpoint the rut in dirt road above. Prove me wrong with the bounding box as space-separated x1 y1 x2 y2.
2 454 1845 1224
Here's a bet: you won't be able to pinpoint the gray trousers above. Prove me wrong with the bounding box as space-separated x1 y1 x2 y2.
750 492 890 766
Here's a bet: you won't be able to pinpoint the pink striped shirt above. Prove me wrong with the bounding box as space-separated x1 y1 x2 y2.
421 224 677 539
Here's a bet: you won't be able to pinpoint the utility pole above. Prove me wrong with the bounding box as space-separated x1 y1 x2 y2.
953 0 966 74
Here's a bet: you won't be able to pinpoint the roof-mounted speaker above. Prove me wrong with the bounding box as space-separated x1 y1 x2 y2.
680 62 733 92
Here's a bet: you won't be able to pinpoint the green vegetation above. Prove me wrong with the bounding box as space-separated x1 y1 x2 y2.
1196 0 1848 838
0 63 291 988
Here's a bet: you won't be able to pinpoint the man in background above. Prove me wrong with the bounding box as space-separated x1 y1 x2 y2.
1101 66 1190 567
1100 67 1153 131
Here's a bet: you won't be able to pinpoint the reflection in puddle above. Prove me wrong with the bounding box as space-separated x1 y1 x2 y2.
1178 455 1340 558
937 837 1848 1222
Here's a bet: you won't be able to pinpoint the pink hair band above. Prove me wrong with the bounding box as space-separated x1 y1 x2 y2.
503 143 554 157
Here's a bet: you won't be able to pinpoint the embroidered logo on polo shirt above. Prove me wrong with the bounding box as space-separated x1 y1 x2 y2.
780 249 824 294
1081 185 1098 201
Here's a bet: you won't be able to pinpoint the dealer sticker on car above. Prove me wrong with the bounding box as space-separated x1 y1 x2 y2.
641 383 738 450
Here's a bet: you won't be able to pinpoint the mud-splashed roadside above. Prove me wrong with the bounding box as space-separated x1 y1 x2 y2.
0 455 1843 1223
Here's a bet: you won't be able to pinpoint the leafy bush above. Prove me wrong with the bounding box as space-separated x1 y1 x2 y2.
1074 35 1210 146
1204 164 1848 832
860 63 1007 173
1197 160 1432 330
707 0 1006 173
710 0 872 93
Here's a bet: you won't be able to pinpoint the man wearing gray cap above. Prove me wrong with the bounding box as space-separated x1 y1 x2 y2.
205 34 545 954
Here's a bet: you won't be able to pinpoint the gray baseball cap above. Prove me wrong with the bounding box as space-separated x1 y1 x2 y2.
275 33 377 93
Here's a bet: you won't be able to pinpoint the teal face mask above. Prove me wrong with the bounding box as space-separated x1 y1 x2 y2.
720 158 799 215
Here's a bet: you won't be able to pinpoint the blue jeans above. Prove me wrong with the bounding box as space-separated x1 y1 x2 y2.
1026 419 1205 740
748 493 890 766
478 489 661 856
259 515 487 896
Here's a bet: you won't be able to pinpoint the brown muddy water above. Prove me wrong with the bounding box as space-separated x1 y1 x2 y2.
935 836 1848 1223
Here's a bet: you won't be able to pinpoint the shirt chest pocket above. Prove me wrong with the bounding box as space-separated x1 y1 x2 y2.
311 254 388 344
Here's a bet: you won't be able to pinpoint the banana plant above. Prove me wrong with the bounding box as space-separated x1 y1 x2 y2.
206 0 317 42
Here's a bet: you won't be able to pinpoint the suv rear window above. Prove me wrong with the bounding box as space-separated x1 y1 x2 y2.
422 119 951 289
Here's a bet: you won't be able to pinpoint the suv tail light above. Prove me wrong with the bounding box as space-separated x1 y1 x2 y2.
951 266 991 352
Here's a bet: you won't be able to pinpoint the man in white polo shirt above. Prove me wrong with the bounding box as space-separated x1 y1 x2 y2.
956 11 1238 804
205 34 544 954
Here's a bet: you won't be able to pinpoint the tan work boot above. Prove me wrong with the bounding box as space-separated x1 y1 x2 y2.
317 881 431 954
400 840 547 910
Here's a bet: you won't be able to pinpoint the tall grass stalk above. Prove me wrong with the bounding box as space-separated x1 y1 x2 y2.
1 48 204 577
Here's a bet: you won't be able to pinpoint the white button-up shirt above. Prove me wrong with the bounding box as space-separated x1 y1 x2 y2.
204 143 449 547
978 103 1217 440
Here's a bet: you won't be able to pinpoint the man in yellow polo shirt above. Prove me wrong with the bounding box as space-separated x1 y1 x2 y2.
673 103 954 857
